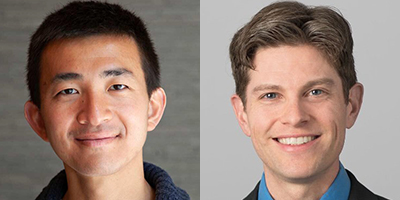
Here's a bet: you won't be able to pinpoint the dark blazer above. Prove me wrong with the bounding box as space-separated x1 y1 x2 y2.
244 170 388 200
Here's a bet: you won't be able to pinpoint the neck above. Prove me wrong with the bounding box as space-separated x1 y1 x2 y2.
265 160 340 200
62 157 155 200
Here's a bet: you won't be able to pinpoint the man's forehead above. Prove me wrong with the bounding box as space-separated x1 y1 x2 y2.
42 34 139 57
251 45 333 71
39 35 143 87
41 35 141 69
246 45 341 90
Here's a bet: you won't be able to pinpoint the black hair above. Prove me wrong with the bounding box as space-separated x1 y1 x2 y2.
27 1 160 108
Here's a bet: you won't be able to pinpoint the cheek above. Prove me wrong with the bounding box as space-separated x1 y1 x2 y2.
116 98 149 137
315 102 347 151
119 116 148 154
40 104 78 158
248 108 277 150
248 105 278 134
42 103 75 135
322 103 348 131
249 116 274 166
42 109 74 159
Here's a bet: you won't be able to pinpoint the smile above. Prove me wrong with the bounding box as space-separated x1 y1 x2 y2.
275 136 318 145
75 134 120 147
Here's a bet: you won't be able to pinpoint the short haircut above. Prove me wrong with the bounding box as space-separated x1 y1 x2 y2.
27 1 160 108
230 1 356 105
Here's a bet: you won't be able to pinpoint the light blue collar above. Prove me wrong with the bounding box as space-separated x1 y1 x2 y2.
258 163 350 200
258 170 273 200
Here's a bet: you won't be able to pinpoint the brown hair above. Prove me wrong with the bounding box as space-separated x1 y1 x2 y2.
230 1 356 104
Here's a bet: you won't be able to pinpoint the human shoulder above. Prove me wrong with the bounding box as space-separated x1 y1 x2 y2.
346 169 388 200
243 181 260 200
144 162 190 200
35 170 67 200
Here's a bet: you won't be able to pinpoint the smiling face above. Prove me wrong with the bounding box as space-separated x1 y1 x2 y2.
231 45 363 182
24 35 166 176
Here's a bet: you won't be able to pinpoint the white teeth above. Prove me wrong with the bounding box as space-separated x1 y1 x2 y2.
277 136 316 145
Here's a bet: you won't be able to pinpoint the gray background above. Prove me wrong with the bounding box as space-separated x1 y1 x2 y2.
201 0 399 199
0 0 199 200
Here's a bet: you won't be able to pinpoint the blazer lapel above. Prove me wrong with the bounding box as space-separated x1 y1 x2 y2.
243 181 260 200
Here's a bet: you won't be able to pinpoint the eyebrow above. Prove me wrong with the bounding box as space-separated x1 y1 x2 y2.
52 73 83 83
253 84 282 93
101 68 133 78
301 78 335 91
51 68 134 83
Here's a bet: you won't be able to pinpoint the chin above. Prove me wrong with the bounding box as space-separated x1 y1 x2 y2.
273 171 316 183
61 146 143 177
286 171 315 180
73 162 123 177
267 162 317 181
65 155 128 177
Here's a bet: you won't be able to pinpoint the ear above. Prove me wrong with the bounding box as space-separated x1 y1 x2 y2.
24 101 49 142
147 87 167 132
231 94 251 137
346 83 364 129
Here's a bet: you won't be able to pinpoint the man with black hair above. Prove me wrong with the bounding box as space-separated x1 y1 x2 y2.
24 1 189 199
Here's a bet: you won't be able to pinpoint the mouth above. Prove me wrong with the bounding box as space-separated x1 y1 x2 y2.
75 134 120 147
76 135 119 141
274 136 320 146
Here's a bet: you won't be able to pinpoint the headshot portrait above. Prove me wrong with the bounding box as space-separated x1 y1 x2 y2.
201 0 399 199
0 1 199 200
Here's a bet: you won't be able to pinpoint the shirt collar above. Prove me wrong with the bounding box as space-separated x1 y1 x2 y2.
258 163 350 200
258 171 273 200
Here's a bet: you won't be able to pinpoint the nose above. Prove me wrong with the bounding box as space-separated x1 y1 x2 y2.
77 92 113 126
279 98 310 127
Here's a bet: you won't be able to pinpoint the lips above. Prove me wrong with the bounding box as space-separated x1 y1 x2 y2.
76 135 118 141
75 133 120 140
75 134 120 147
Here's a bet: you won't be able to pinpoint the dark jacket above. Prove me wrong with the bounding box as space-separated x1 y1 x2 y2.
35 162 190 200
244 170 387 200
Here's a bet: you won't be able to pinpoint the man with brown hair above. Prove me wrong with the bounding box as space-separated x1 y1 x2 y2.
230 2 387 200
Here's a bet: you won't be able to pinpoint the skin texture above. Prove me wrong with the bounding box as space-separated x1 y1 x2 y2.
231 45 363 199
24 35 166 200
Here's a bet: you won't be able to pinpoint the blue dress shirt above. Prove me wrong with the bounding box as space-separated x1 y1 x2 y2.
258 163 351 200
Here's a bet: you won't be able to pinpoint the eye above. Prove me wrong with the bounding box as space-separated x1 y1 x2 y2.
310 89 323 96
263 93 277 99
109 84 128 91
58 88 78 95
